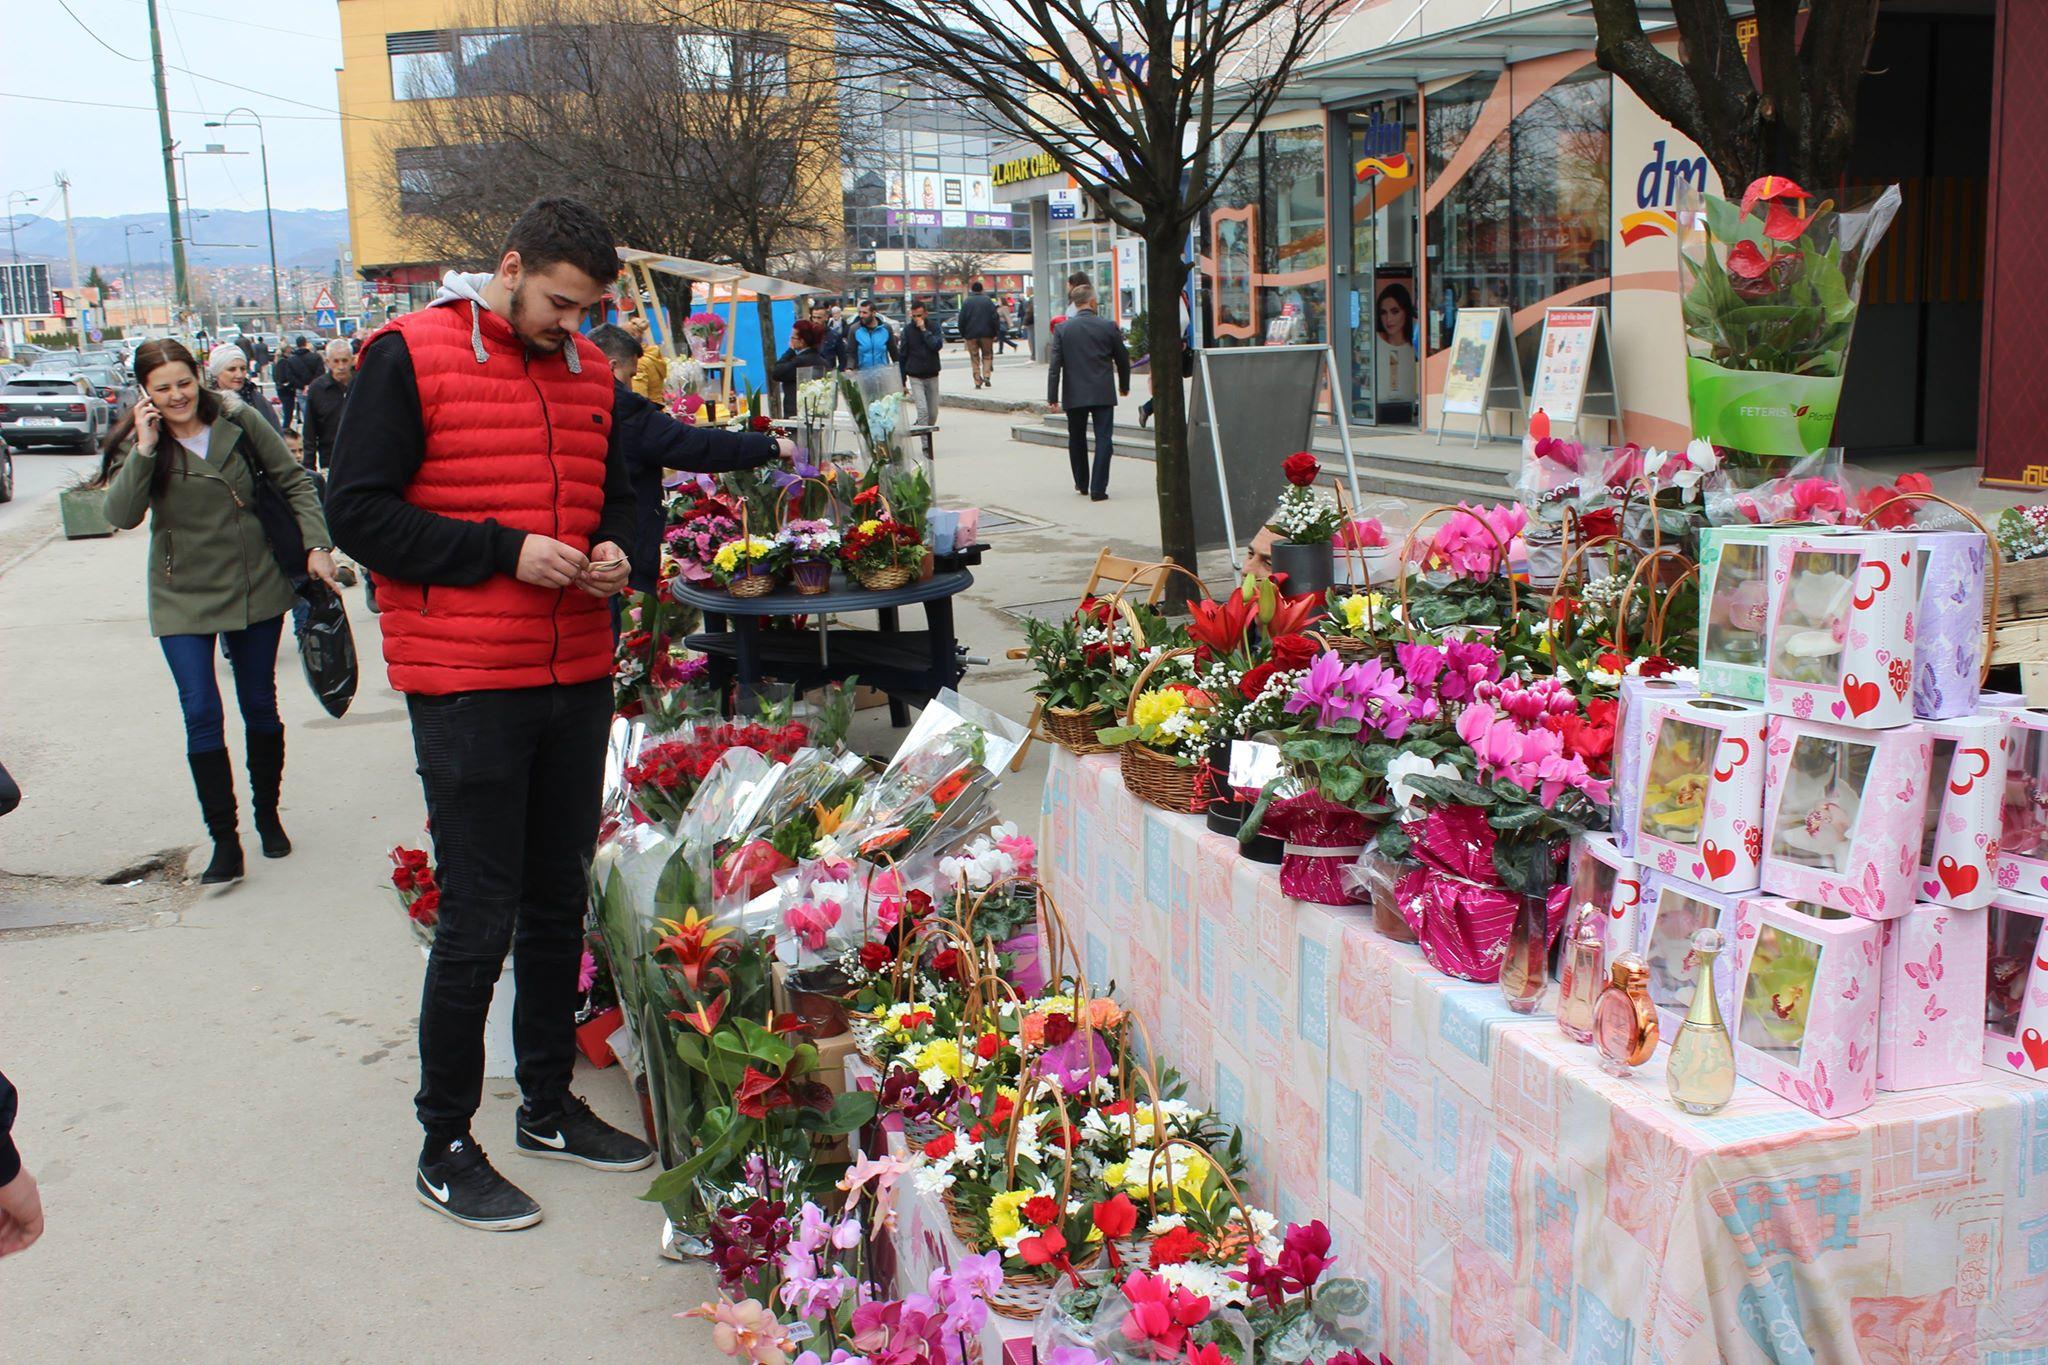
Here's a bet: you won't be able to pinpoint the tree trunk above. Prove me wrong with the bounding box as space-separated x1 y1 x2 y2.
1143 227 1198 606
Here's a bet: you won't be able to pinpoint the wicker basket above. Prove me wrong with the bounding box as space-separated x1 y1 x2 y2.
1117 647 1204 813
1044 703 1116 755
726 567 779 598
855 563 915 591
791 559 833 595
1328 634 1371 661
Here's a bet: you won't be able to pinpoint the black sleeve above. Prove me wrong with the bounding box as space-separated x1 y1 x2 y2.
615 386 777 477
593 412 636 559
325 332 527 584
0 1067 18 1187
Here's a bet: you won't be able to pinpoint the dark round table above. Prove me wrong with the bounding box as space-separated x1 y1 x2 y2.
672 568 973 725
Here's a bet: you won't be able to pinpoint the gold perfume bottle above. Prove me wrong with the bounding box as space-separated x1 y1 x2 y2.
1593 953 1659 1078
1666 927 1736 1114
1557 905 1605 1044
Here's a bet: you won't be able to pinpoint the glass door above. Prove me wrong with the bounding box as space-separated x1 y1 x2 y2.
1347 100 1421 426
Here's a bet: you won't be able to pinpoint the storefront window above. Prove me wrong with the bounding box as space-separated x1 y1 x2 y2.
1348 101 1421 424
1424 67 1611 370
1204 127 1328 346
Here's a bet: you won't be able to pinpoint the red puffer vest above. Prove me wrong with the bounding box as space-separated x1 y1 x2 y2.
369 298 614 695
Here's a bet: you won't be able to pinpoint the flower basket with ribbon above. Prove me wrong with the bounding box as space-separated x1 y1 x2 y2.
1262 790 1373 907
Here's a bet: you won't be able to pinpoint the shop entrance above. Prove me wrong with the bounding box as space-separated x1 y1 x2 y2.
1336 100 1422 426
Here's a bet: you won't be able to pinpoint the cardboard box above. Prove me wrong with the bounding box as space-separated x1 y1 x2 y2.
1760 715 1932 919
1728 897 1883 1118
1876 903 1988 1092
1763 531 1917 730
1628 695 1768 894
1638 869 1741 1039
1918 713 2007 910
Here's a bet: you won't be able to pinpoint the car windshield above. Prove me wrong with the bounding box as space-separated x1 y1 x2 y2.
7 378 82 392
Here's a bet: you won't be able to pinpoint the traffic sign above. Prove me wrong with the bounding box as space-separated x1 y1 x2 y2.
87 325 103 343
313 286 336 311
314 307 338 331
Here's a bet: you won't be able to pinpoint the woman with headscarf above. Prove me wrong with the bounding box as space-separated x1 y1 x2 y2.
205 344 283 433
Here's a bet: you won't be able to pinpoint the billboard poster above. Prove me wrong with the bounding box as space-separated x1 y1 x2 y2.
1530 307 1600 422
1439 308 1502 416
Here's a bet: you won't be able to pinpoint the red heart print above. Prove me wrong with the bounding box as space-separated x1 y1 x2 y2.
1937 857 1979 900
1702 842 1736 882
1843 676 1881 718
1888 658 1910 701
2024 1028 2048 1071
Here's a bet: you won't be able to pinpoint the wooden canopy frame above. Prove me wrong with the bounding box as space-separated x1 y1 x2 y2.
615 248 822 408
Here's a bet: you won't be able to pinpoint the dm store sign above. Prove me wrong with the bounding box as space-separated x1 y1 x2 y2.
1620 138 1710 247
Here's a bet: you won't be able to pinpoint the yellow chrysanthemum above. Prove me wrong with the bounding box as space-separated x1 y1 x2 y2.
987 1188 1035 1244
857 518 883 536
1131 689 1187 729
912 1038 964 1080
1338 592 1385 630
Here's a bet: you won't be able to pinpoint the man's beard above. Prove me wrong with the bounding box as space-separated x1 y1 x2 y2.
509 280 570 353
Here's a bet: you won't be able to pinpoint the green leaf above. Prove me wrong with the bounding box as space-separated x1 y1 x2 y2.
1314 1277 1371 1318
1323 766 1365 804
640 1122 744 1202
809 1090 880 1136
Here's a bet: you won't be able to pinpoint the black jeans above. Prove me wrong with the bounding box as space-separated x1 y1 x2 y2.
1067 404 1115 496
408 678 612 1139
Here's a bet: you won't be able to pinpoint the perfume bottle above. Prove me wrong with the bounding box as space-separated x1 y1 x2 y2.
1500 893 1551 1015
1592 953 1659 1078
1666 927 1737 1114
1557 906 1605 1044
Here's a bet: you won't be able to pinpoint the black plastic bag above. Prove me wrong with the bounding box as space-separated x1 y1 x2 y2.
297 581 358 717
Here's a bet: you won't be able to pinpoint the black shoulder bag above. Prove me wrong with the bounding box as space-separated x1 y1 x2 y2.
234 411 358 717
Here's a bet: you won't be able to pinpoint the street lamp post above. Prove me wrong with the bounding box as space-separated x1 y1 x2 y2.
5 191 37 264
123 224 153 331
207 109 281 331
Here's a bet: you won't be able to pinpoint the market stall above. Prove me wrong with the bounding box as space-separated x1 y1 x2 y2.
616 247 818 411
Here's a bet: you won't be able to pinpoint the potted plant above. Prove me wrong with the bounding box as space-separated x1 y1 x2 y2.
60 474 115 540
776 519 840 595
1266 451 1345 599
839 514 924 591
710 534 785 598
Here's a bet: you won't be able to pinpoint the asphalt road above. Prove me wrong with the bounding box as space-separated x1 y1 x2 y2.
0 443 100 537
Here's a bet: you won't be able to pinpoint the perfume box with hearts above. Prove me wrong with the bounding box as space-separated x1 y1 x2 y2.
1991 705 2048 902
1984 889 2048 1081
1760 715 1932 919
1698 525 1809 702
1903 529 1989 720
1764 531 1917 730
1568 832 1642 960
1875 903 1988 1092
1727 897 1883 1118
1612 675 1700 858
1916 713 2007 911
1638 869 1740 1038
1629 695 1767 894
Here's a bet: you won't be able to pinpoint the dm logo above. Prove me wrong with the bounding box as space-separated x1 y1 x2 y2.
1353 153 1412 183
1352 108 1410 183
1622 138 1709 245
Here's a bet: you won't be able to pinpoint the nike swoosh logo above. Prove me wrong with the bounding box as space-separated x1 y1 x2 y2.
527 1129 567 1149
423 1178 450 1202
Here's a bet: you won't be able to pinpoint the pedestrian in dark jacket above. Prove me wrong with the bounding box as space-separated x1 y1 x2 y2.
840 300 898 373
326 199 665 1232
275 338 315 433
99 340 338 885
0 1065 39 1259
204 345 281 431
590 324 788 592
1046 285 1131 501
899 299 944 428
300 339 356 472
956 281 1000 388
771 319 829 419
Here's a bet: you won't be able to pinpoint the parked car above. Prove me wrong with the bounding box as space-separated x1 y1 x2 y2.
28 351 84 373
75 366 136 422
0 374 108 450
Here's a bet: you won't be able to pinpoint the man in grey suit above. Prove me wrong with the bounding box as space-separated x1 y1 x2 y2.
1046 286 1131 502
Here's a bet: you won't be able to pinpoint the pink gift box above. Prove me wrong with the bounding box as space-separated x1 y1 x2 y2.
1639 870 1740 1039
1760 715 1931 920
1567 832 1641 960
1985 889 2048 1081
1611 675 1699 858
1992 705 2048 901
1629 695 1767 894
1875 903 1988 1091
1727 897 1883 1118
1764 531 1917 730
1917 713 2007 910
1001 1338 1033 1365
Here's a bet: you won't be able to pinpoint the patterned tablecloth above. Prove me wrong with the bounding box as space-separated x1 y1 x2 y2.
1040 748 2048 1363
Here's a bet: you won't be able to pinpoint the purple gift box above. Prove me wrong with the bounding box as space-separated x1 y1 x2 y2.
1904 529 1988 720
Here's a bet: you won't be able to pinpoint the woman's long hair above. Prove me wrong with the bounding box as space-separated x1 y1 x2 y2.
97 339 224 498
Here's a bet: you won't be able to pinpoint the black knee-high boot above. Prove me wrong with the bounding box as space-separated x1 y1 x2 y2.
187 749 245 884
245 728 291 858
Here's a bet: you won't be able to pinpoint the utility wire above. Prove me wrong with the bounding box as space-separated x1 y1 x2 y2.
0 91 364 122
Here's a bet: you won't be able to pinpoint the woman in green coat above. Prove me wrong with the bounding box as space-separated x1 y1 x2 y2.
99 339 338 885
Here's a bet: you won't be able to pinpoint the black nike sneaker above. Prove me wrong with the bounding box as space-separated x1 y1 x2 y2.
416 1135 542 1231
514 1093 655 1172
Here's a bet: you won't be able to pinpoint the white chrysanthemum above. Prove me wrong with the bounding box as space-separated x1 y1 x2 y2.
1160 1260 1248 1307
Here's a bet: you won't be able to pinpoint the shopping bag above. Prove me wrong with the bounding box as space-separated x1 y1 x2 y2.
297 581 358 717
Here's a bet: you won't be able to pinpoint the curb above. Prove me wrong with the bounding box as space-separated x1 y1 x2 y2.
942 393 1043 414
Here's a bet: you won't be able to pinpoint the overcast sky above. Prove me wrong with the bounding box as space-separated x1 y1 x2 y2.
0 0 350 221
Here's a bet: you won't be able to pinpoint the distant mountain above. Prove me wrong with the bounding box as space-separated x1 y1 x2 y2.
3 209 352 274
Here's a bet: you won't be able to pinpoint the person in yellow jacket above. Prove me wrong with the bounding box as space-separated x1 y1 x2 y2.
623 313 668 401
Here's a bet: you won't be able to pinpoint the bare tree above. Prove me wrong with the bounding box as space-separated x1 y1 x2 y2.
828 0 1350 595
1591 0 1880 190
379 0 849 408
780 245 851 300
925 230 1011 296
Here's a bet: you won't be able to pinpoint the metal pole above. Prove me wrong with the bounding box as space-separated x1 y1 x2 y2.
4 191 33 265
147 0 189 311
210 111 281 331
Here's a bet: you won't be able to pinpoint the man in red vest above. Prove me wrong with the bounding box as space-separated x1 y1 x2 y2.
327 198 653 1231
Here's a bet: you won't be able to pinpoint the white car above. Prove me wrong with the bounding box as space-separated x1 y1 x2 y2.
0 374 108 450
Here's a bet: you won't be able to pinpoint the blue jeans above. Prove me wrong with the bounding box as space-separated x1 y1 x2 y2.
159 615 286 754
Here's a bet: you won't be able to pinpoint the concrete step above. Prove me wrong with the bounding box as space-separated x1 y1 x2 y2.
1007 417 1515 508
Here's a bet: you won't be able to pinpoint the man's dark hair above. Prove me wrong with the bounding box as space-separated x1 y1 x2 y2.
586 323 641 367
294 337 310 349
502 196 622 285
1067 270 1088 289
969 281 984 294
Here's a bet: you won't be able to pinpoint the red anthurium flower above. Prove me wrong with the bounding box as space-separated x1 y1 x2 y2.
768 1013 810 1037
853 485 881 507
1740 175 1809 218
1093 1193 1139 1241
1725 239 1786 281
1762 198 1814 243
734 1066 793 1120
1023 1195 1061 1228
